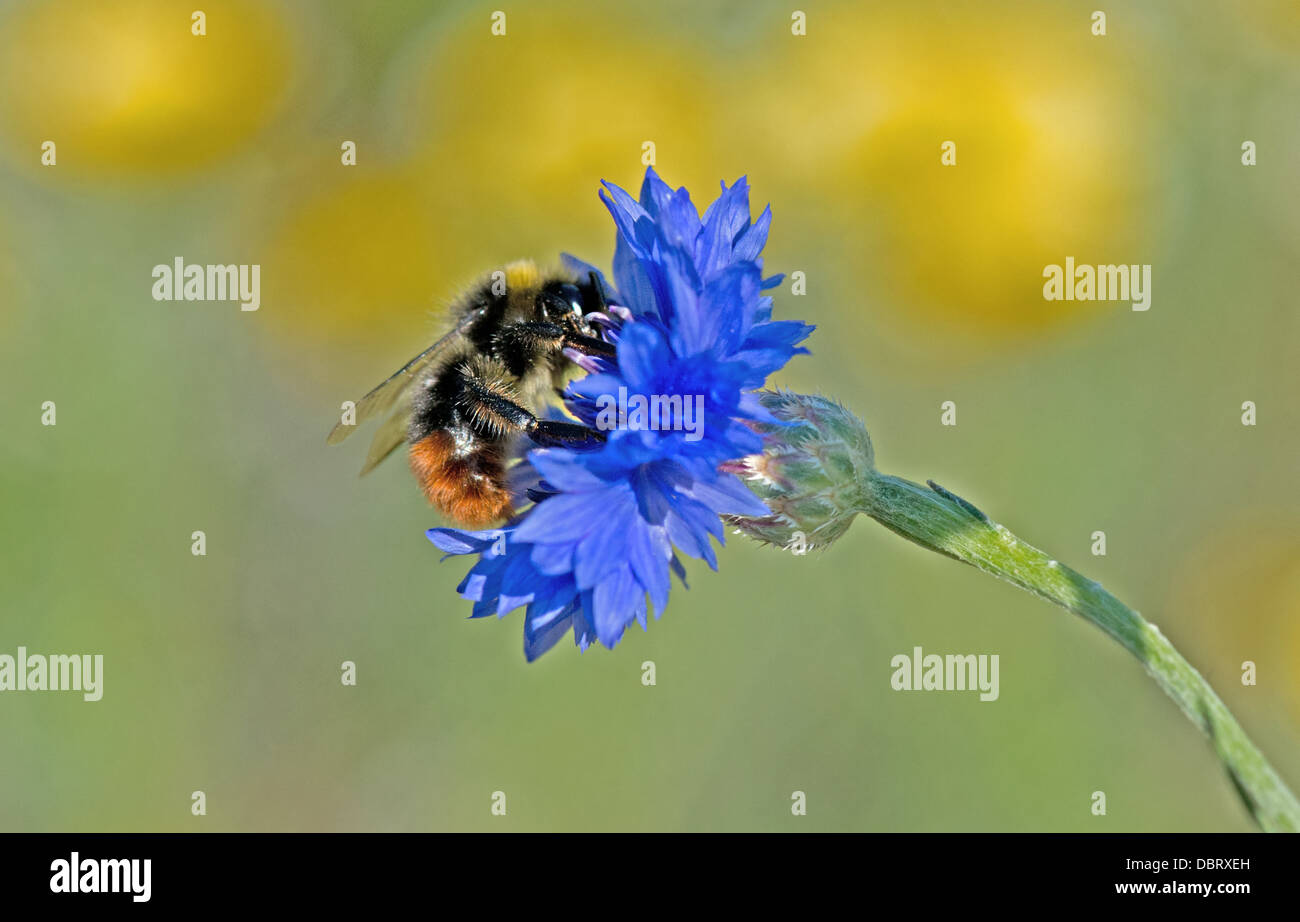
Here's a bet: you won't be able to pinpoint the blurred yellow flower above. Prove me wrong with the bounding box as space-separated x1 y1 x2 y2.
752 3 1155 344
0 0 294 177
256 5 729 352
388 6 723 250
1235 0 1300 56
260 167 472 347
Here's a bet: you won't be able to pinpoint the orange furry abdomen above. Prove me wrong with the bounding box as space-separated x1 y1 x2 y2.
408 431 513 527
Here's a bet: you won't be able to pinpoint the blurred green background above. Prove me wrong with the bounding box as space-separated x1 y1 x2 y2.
1 0 1297 831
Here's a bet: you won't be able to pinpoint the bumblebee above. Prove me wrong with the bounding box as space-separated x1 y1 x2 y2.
327 260 614 526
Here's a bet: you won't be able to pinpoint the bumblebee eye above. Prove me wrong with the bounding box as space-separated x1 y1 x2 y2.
560 283 582 313
542 283 584 322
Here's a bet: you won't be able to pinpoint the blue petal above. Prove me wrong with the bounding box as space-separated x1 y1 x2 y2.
573 487 636 589
591 566 639 648
697 177 752 279
616 321 669 389
427 528 500 556
514 489 611 544
637 167 675 215
733 204 772 262
529 540 575 575
525 602 577 662
611 227 659 318
626 518 672 618
599 183 651 250
685 472 771 517
529 450 610 493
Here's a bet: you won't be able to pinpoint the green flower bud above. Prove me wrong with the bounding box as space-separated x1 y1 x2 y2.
724 390 876 551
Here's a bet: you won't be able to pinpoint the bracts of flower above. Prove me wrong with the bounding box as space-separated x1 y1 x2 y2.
428 168 814 660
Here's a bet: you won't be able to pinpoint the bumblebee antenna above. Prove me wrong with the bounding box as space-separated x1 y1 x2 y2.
588 271 608 312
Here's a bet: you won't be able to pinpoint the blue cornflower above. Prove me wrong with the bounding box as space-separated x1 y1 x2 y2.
428 168 813 660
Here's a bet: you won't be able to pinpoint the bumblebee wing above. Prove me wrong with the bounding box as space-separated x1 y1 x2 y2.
357 410 414 475
326 308 481 459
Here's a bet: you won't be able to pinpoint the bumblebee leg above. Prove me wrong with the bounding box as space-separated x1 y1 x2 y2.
494 318 615 367
454 360 538 435
530 419 606 448
493 319 566 346
492 319 568 375
456 361 605 447
562 331 616 359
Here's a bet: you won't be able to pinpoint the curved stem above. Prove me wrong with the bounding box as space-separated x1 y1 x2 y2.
861 472 1300 832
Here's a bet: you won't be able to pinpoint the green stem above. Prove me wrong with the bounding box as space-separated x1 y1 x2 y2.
861 471 1300 832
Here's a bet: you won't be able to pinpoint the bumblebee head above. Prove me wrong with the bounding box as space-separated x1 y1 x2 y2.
538 277 605 338
544 282 585 320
